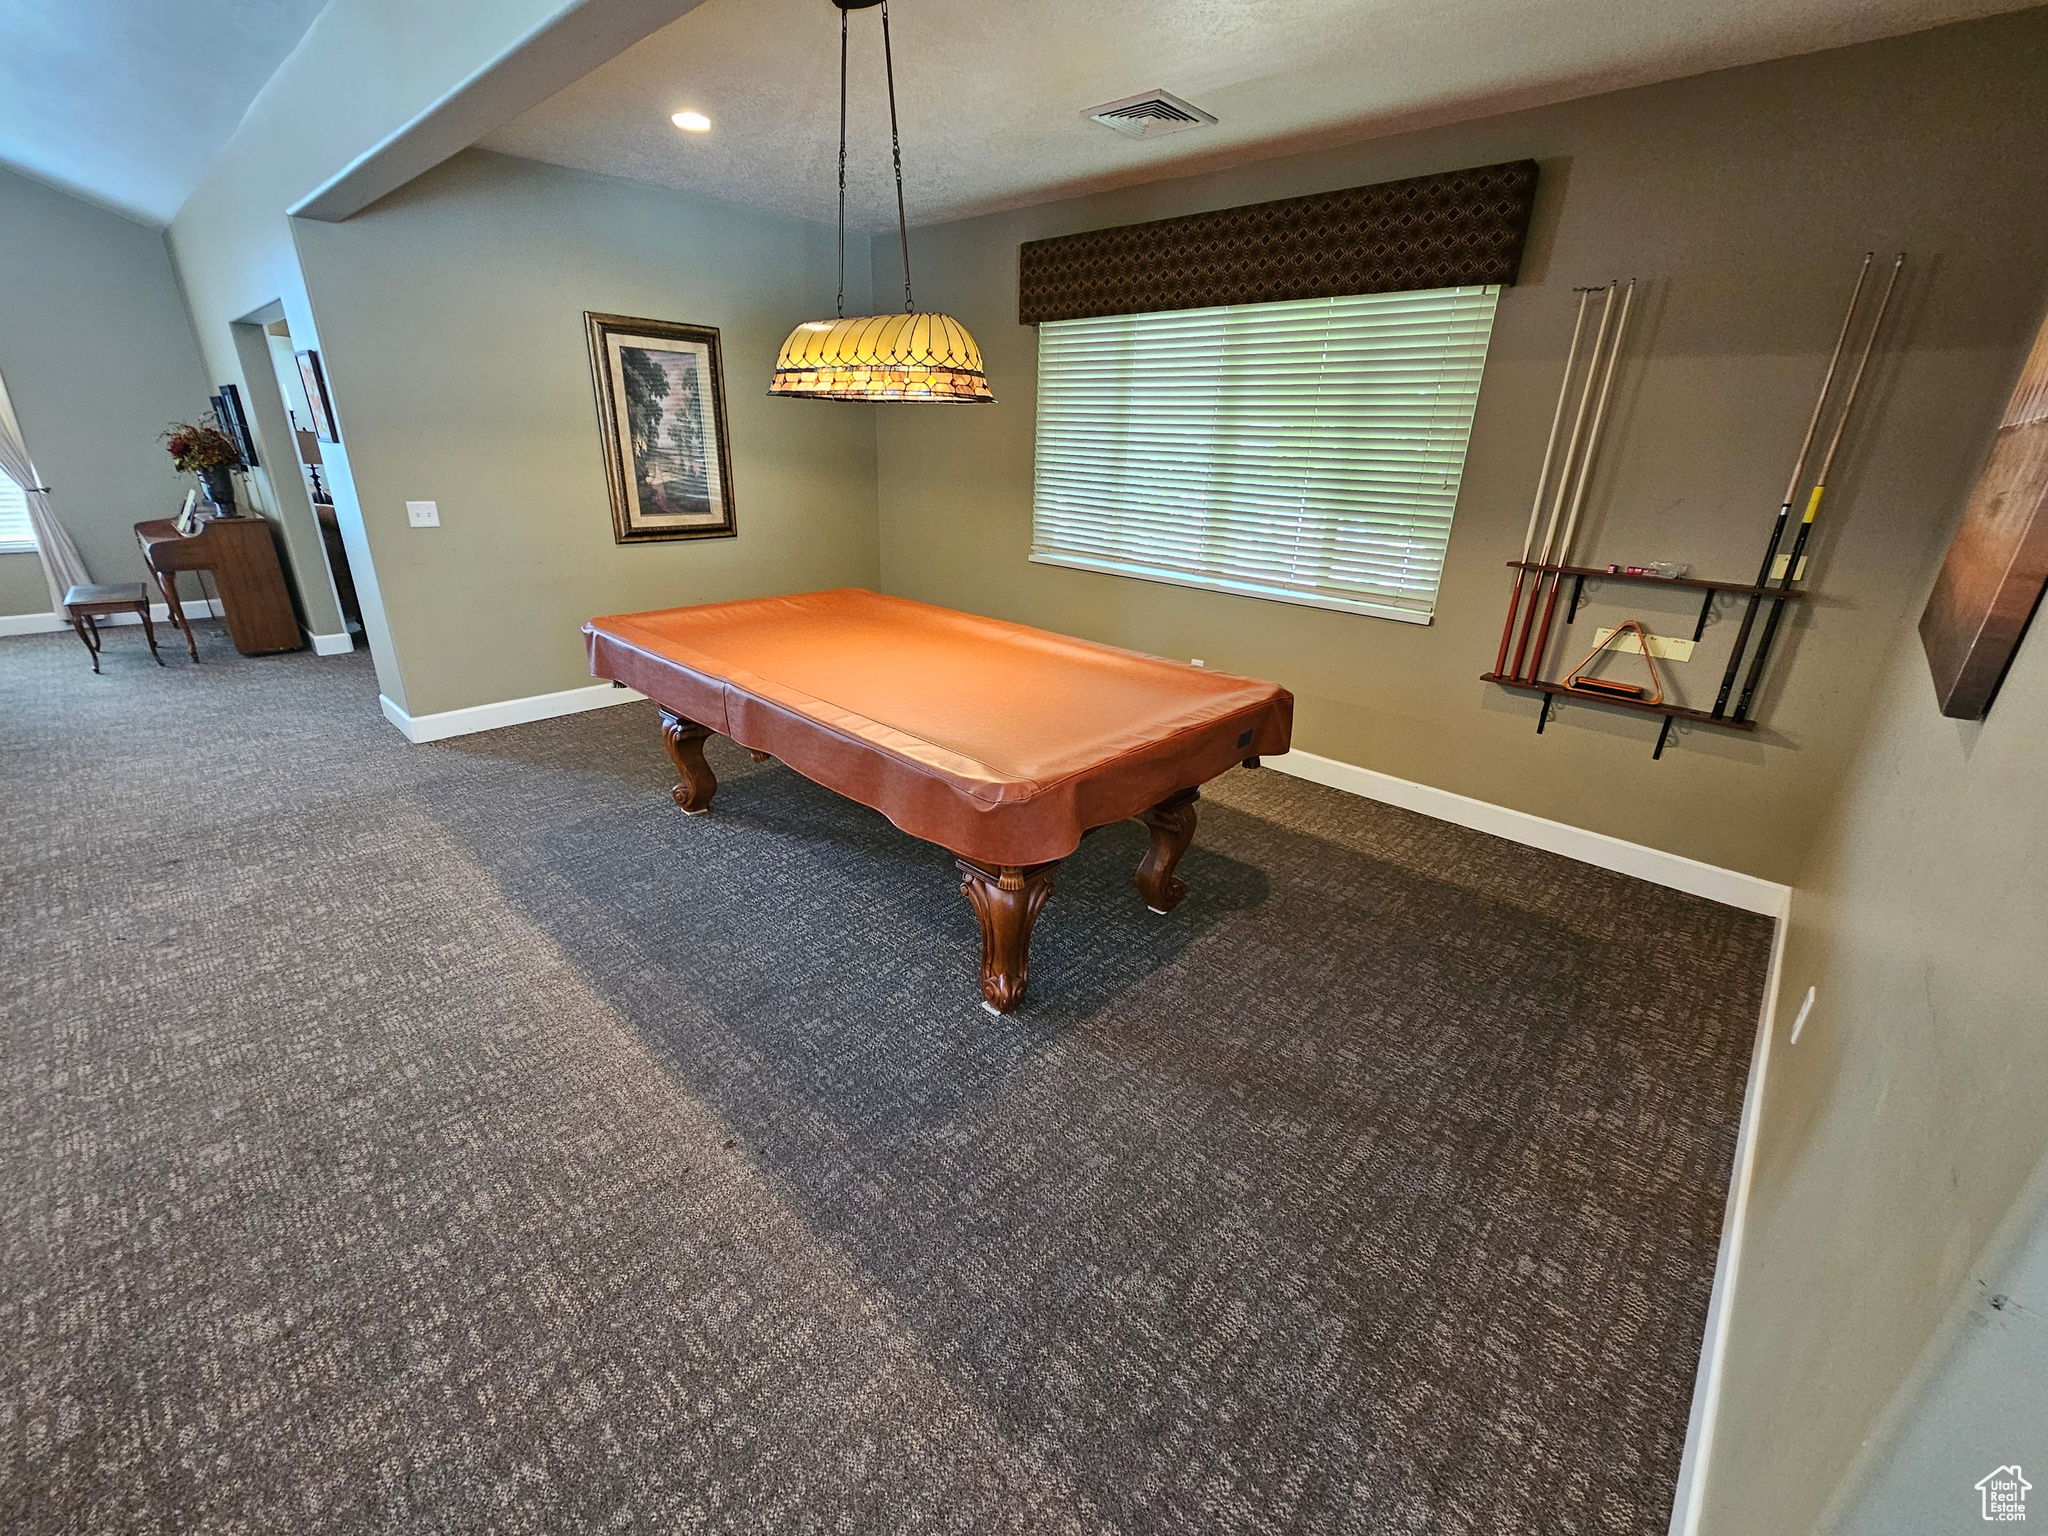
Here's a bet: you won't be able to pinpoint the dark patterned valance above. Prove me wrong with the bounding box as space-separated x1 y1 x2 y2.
1018 159 1539 325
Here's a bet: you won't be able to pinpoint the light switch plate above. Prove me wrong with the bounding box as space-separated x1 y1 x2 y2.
406 500 440 527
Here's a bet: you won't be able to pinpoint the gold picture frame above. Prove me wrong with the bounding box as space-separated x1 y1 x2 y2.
585 311 738 544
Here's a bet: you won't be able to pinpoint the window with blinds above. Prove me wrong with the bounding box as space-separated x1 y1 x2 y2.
1029 285 1500 623
0 467 34 553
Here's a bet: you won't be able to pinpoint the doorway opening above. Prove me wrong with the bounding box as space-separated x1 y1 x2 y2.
260 317 361 642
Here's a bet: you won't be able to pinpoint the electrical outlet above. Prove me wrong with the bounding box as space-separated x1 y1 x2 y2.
1790 985 1817 1043
406 500 440 527
1190 658 1206 667
1592 626 1694 662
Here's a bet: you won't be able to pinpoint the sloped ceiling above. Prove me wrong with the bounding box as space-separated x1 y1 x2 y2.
0 0 329 225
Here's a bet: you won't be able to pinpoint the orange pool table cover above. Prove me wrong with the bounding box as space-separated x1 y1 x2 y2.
584 589 1294 866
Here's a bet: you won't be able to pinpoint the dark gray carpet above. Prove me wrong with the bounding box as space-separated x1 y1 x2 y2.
1 625 1769 1534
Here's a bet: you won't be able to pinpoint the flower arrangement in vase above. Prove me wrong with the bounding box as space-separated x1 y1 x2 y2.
161 417 245 513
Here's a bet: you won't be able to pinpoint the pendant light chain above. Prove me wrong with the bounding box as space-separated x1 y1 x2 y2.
834 6 848 319
880 0 914 313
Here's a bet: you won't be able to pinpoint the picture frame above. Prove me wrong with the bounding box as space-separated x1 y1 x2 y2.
217 383 259 467
295 349 339 444
584 311 737 544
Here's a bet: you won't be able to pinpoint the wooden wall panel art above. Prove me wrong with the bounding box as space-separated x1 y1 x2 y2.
1920 309 2048 718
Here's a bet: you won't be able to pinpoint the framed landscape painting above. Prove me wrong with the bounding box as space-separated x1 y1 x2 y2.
585 312 737 543
295 350 339 444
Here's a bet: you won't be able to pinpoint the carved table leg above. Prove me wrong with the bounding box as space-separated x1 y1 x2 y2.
659 709 718 814
69 615 103 674
137 600 165 665
156 568 198 662
957 858 1059 1014
1135 787 1200 913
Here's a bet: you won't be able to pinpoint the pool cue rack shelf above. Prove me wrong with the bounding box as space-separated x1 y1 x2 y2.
1482 560 1806 758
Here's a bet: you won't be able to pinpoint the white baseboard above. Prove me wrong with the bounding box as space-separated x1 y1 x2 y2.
380 681 645 743
1666 900 1788 1536
1266 749 1791 917
0 598 226 637
308 630 353 656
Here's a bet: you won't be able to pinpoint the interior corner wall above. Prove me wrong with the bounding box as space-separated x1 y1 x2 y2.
287 150 880 718
0 165 211 614
1698 584 2048 1534
870 9 2048 886
1817 1149 2048 1534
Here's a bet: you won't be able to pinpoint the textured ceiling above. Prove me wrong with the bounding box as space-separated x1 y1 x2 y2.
0 0 329 225
481 0 2032 232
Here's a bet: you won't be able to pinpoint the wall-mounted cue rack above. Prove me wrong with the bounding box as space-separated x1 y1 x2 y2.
1481 561 1807 759
1488 253 1901 763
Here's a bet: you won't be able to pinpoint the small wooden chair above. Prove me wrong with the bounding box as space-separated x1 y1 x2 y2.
63 583 165 674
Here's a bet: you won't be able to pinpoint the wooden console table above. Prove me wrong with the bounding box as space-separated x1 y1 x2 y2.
136 515 302 659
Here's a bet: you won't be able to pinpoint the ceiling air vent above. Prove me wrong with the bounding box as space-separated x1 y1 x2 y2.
1084 90 1218 140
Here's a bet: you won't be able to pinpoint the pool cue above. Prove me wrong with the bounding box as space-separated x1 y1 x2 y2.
1710 253 1873 718
1526 277 1635 681
1495 287 1597 677
1733 251 1904 721
1511 282 1616 680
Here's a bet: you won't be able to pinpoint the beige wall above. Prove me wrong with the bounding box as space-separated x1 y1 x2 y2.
1703 587 2048 1533
1819 1149 2048 1533
289 150 880 717
165 0 604 698
0 165 210 614
871 10 2048 885
0 552 48 615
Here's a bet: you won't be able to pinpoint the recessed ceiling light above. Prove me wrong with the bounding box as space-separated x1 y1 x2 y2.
671 110 711 132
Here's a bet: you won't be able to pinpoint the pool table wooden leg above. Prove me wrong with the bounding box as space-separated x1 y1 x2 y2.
1135 788 1200 913
957 858 1059 1014
659 710 718 814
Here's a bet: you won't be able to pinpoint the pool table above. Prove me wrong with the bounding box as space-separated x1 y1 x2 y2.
585 589 1293 1012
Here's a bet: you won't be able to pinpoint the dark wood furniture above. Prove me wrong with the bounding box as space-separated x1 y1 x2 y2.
588 589 1294 1013
136 514 301 660
62 583 163 674
314 503 362 635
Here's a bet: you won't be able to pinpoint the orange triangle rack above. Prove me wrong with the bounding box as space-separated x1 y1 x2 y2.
1564 619 1664 706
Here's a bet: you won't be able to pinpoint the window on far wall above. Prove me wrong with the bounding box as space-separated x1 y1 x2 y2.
0 466 35 553
1029 285 1501 623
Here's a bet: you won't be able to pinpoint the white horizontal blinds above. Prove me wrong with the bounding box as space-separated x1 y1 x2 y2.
1030 285 1500 622
0 467 33 551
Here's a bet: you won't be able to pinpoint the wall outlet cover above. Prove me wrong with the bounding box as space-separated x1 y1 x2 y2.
1790 985 1817 1043
406 500 440 527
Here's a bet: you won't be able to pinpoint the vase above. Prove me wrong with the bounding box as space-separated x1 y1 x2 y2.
199 466 237 512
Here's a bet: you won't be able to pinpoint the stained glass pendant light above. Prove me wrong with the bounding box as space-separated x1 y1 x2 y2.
770 0 993 403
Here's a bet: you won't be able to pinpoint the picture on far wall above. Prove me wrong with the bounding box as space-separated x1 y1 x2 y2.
584 311 737 543
295 350 339 444
217 383 259 467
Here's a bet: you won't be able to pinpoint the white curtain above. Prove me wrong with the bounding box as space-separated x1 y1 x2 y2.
0 370 92 618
